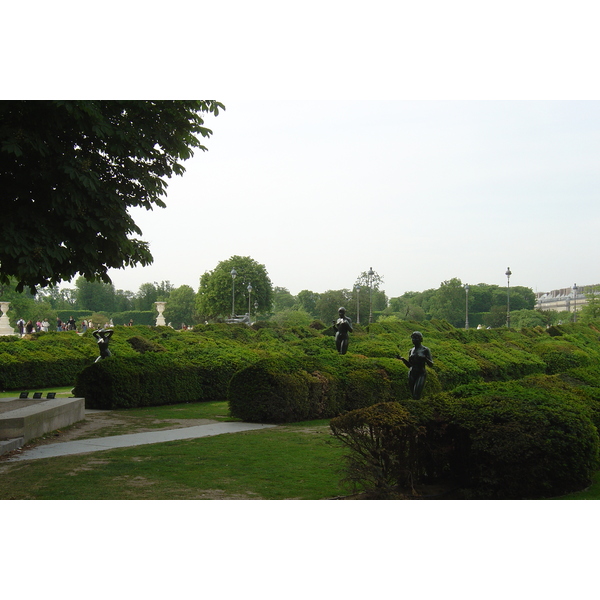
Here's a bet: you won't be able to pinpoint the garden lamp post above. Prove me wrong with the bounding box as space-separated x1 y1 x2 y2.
368 267 374 323
355 285 360 324
247 283 253 319
231 268 237 317
464 283 470 330
573 283 578 323
505 267 512 328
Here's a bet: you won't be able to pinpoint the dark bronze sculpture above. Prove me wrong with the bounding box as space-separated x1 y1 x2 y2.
333 307 353 355
399 331 433 399
93 328 114 362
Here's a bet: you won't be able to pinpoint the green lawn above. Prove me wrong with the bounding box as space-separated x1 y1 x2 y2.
1 398 598 500
0 408 348 500
551 471 600 500
0 386 75 399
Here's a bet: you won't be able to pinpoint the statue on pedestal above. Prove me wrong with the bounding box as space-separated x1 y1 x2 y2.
333 307 353 355
399 331 433 400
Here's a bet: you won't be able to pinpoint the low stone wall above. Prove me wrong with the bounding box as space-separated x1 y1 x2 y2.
0 397 85 444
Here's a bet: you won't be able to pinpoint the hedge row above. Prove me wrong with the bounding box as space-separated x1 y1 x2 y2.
331 391 600 499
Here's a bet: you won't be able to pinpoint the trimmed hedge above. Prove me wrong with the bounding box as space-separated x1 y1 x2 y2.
75 336 259 409
0 331 97 389
443 389 599 499
332 389 600 499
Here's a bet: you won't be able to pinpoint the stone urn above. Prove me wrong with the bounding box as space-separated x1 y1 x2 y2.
154 301 167 326
0 302 15 336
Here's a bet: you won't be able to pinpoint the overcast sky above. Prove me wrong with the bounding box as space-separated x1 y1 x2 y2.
104 99 600 298
10 2 598 300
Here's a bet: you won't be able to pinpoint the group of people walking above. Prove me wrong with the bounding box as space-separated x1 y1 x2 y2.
15 316 107 336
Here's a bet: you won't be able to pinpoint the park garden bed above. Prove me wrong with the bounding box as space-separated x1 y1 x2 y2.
3 320 600 498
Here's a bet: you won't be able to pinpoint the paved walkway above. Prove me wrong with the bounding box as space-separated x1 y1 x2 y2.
6 422 277 462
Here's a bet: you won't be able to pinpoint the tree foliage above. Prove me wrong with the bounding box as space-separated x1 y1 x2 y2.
314 289 353 323
196 255 273 320
0 100 224 292
163 284 196 327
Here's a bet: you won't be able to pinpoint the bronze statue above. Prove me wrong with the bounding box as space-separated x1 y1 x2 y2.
333 307 353 355
93 328 114 362
399 331 433 399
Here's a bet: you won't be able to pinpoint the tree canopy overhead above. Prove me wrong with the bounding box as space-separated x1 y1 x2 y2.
0 100 224 293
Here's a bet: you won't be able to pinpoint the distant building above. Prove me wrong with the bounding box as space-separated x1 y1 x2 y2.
535 285 599 313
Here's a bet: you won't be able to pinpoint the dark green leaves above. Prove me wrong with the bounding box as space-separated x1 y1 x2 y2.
0 100 225 293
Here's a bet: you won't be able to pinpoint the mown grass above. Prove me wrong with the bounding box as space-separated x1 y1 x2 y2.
0 386 74 399
0 415 348 500
1 398 598 500
551 471 600 500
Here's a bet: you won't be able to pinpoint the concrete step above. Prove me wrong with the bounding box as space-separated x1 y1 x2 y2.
0 437 24 456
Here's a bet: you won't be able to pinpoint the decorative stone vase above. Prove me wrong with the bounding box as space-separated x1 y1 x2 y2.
0 302 15 336
154 301 166 326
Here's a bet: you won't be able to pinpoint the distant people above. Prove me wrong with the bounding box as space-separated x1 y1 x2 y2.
41 319 50 332
128 319 134 327
68 316 76 330
333 307 353 355
17 318 25 336
25 320 34 334
398 331 434 400
56 317 62 332
81 319 88 332
93 328 114 362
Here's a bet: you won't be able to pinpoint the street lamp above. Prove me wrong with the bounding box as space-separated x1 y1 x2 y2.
464 283 470 330
230 268 237 317
573 283 578 323
247 283 253 319
355 285 360 324
368 267 374 323
505 267 512 328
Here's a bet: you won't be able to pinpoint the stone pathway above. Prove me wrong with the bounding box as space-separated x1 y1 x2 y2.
5 422 277 462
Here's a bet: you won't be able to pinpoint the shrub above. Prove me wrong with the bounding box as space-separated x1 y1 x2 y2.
330 402 428 498
126 335 166 354
75 339 260 409
444 390 600 498
228 357 341 422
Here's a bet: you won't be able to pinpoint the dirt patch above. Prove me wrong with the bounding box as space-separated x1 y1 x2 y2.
40 411 219 444
0 409 219 460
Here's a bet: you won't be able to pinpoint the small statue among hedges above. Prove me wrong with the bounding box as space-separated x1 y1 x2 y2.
333 307 353 355
399 331 433 399
93 328 113 362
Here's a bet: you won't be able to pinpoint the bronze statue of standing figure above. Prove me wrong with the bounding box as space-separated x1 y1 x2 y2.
333 307 353 355
399 331 433 399
93 328 114 362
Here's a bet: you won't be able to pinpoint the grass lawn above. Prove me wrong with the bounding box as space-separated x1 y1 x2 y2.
0 402 349 499
1 398 598 500
551 471 600 500
0 386 75 399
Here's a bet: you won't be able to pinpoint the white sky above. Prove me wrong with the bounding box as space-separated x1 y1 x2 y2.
104 99 600 298
8 1 599 299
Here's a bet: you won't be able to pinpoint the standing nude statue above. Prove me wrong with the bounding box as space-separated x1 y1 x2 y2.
333 307 353 355
399 331 433 399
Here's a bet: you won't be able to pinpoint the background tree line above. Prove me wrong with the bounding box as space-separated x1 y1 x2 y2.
2 256 595 330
